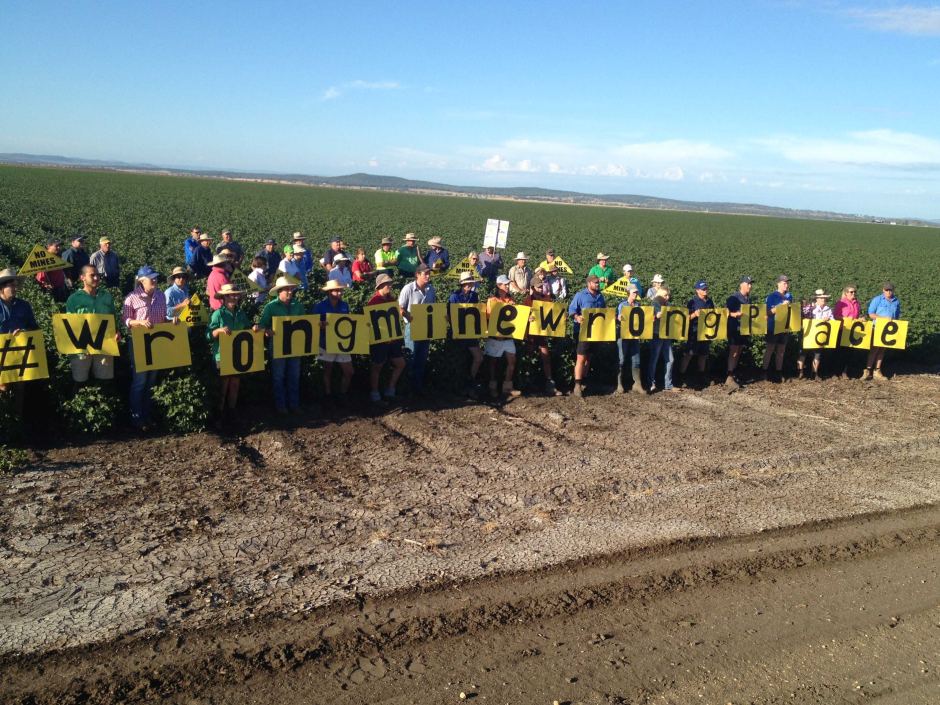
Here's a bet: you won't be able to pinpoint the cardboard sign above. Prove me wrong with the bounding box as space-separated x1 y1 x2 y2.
18 244 71 275
483 219 509 250
219 330 265 375
229 268 261 292
179 291 210 327
449 303 487 339
872 318 908 350
52 314 119 356
739 303 768 336
603 276 636 298
409 303 449 341
326 313 370 355
661 306 690 341
801 319 842 349
271 314 319 358
773 302 802 334
0 331 49 384
446 256 477 279
366 301 404 343
545 256 574 275
130 323 192 371
620 306 655 340
695 308 728 342
528 300 568 338
839 319 873 350
579 307 617 342
487 301 530 340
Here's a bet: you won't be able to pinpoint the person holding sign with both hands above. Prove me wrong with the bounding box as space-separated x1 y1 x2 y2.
208 283 257 427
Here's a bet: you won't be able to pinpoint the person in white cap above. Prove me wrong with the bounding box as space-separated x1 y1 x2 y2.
622 264 642 293
206 253 234 311
646 273 665 300
328 252 353 287
507 252 532 294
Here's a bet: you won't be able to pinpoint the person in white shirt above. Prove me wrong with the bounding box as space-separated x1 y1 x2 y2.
247 255 268 304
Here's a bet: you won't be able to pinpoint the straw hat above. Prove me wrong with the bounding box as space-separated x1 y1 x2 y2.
651 273 665 284
213 283 244 300
169 266 190 280
596 252 609 260
0 267 20 286
374 272 394 289
515 251 528 261
208 252 233 267
380 237 393 245
197 233 212 242
458 271 478 285
321 280 346 292
813 289 831 299
403 233 417 242
292 231 305 240
333 252 350 262
427 236 443 248
269 276 298 293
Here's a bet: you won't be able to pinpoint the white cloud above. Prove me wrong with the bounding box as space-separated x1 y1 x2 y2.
479 154 539 172
849 5 940 36
613 139 733 163
757 129 940 169
321 80 400 101
322 86 341 101
368 158 379 167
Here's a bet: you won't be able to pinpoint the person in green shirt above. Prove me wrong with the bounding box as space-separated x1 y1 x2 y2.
395 233 424 276
258 276 306 413
208 283 257 425
64 265 119 383
587 253 614 290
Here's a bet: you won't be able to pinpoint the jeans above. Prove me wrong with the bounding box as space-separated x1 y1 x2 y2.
128 340 159 427
646 338 674 390
618 338 640 369
271 356 301 411
404 322 430 391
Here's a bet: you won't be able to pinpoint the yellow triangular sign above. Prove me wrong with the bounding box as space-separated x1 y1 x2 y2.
548 256 574 275
179 291 210 327
230 268 261 292
446 256 477 278
603 276 635 298
18 244 71 275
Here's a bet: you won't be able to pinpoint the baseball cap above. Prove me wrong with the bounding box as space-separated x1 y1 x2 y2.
136 266 160 281
623 264 634 272
776 274 791 283
71 234 86 243
545 248 555 256
739 275 753 284
330 236 341 243
283 245 293 255
496 274 511 285
265 238 276 245
46 237 62 247
694 280 708 290
99 236 112 245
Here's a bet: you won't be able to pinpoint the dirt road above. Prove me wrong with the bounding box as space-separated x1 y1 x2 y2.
2 372 939 703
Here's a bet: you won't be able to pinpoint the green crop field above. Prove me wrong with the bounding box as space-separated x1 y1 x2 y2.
0 165 937 438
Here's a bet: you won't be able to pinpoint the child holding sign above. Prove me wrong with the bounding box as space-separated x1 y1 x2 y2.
208 284 255 426
796 290 832 380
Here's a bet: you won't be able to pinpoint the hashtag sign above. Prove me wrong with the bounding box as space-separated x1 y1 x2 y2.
0 335 39 378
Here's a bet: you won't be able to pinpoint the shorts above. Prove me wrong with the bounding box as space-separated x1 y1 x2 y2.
370 341 403 364
686 339 711 356
318 349 352 364
766 332 789 345
576 340 600 356
484 338 516 358
70 354 114 383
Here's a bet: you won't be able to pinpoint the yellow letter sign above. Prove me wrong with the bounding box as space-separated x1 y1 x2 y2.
52 314 119 356
130 323 192 371
0 331 49 384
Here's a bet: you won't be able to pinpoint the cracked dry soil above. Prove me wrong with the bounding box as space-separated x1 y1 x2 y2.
2 372 940 704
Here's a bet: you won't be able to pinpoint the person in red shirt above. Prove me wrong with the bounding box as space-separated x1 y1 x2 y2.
367 273 405 404
35 239 69 302
351 247 374 283
206 254 233 310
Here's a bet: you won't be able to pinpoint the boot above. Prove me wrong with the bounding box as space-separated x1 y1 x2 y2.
725 374 741 389
630 367 643 393
864 367 874 381
872 368 886 380
572 382 584 398
502 380 521 398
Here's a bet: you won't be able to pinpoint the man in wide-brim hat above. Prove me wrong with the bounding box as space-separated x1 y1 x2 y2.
312 279 354 402
374 236 398 273
508 251 532 294
258 276 305 414
206 253 234 311
426 236 450 273
396 233 423 277
587 252 614 290
208 283 256 425
366 272 406 404
165 266 192 322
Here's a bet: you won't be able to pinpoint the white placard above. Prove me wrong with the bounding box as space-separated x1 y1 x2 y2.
483 219 510 249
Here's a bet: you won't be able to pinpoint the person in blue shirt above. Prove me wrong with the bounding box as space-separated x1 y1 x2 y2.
311 280 353 402
616 283 642 393
725 276 753 388
183 227 202 270
448 271 484 397
0 267 39 413
425 236 451 273
679 280 714 388
191 233 215 278
647 287 677 393
256 239 281 280
761 274 794 382
865 281 901 380
568 274 607 398
293 232 315 274
164 267 191 322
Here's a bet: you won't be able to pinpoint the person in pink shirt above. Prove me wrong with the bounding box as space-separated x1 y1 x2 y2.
832 284 861 378
205 254 233 310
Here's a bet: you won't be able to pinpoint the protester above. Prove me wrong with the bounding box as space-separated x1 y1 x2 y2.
206 253 233 310
247 255 268 304
208 283 255 425
678 280 714 388
587 253 614 290
831 284 861 377
466 252 484 284
448 271 484 397
183 227 202 272
374 237 398 273
524 271 562 396
259 276 305 413
866 282 901 380
398 263 435 394
215 229 243 266
568 274 607 397
323 237 347 271
478 245 502 283
292 232 314 273
725 276 753 388
797 289 833 380
647 287 677 393
367 273 406 404
257 238 280 280
0 268 38 414
311 280 354 402
425 236 450 273
508 252 532 294
616 283 642 393
62 234 90 287
537 249 557 272
484 274 521 398
646 273 665 299
396 233 423 277
35 238 70 301
190 232 214 278
328 253 353 287
164 266 191 322
760 275 793 381
545 263 568 300
123 266 167 431
622 264 642 293
278 244 309 289
351 247 374 283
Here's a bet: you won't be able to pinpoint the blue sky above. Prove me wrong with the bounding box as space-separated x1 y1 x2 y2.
2 1 940 218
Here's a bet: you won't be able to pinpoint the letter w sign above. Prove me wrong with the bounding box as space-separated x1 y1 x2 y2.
52 314 119 356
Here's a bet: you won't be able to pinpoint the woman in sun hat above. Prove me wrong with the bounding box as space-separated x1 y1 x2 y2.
208 283 257 425
646 273 665 299
311 279 354 403
426 236 450 272
587 252 614 290
797 289 833 380
328 252 354 287
507 252 532 294
367 272 406 404
259 276 305 414
448 270 485 397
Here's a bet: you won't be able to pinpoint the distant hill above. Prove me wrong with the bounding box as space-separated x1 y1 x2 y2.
1 153 935 227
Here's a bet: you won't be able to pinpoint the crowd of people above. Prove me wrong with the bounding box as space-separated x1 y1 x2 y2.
0 226 904 430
